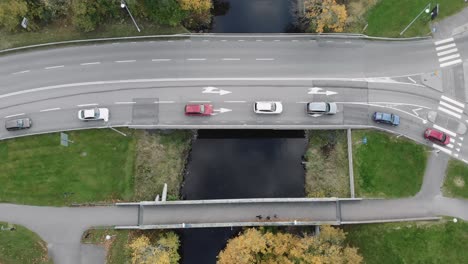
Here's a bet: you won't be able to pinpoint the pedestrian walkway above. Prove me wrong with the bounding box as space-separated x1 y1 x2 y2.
434 37 463 68
432 6 468 39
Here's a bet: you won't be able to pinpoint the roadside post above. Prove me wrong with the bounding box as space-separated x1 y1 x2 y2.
120 0 141 32
400 3 431 36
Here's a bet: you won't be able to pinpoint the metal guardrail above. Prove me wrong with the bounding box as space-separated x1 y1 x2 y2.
0 33 432 55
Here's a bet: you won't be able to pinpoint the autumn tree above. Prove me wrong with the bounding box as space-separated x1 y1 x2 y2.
304 0 348 33
129 232 180 264
0 0 28 32
178 0 212 29
217 226 363 264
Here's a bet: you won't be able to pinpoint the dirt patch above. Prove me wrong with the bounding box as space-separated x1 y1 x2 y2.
453 176 465 188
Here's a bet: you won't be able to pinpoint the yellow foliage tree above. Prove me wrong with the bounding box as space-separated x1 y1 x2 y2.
129 232 180 264
217 226 363 264
304 0 348 33
178 0 212 28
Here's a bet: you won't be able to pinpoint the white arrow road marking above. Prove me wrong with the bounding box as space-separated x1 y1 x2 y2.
412 108 423 117
308 87 337 96
40 108 60 112
202 87 232 95
456 148 461 152
460 137 464 141
213 108 232 114
457 142 462 146
309 113 323 118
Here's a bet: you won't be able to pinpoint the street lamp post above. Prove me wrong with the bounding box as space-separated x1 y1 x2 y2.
121 0 141 32
400 3 431 36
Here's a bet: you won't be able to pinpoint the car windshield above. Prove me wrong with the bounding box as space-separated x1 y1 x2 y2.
325 103 330 112
199 105 205 113
94 109 100 117
441 134 446 142
270 104 276 111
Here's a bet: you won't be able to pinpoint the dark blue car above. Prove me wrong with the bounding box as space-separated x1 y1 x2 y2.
373 112 400 126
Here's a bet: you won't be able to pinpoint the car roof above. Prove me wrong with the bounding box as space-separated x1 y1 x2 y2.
427 129 444 139
186 104 202 111
83 109 96 117
308 102 327 110
256 102 275 110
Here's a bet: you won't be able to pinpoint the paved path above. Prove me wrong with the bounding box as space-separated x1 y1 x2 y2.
433 6 468 39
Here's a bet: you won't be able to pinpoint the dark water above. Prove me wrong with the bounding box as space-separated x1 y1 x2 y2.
211 0 297 33
180 130 307 264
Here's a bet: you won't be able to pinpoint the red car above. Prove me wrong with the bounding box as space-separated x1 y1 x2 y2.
424 128 450 145
184 104 213 116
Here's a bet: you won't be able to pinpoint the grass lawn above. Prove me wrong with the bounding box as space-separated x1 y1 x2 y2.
360 0 466 37
344 220 468 264
304 130 350 198
134 130 192 201
0 129 192 206
0 20 187 50
443 159 468 199
0 222 52 264
0 129 135 206
352 130 427 198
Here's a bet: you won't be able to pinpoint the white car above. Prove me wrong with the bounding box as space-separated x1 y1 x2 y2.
78 108 109 122
254 101 283 114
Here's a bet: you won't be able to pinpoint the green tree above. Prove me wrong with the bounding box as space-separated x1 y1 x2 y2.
141 0 186 26
70 0 120 32
218 226 363 264
0 0 28 32
304 0 348 33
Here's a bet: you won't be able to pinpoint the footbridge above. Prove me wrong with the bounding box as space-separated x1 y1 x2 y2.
115 197 441 229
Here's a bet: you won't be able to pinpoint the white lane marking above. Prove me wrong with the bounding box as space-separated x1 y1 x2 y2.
77 103 98 107
155 101 174 104
345 41 352 44
256 58 274 61
432 144 452 155
274 40 280 42
185 40 191 42
440 59 462 67
433 124 457 137
256 40 263 42
40 108 60 112
225 101 246 103
438 106 462 119
115 101 136 104
434 38 453 46
152 59 172 62
441 95 464 108
434 38 454 45
80 62 100 66
407 77 417 83
45 65 64 70
450 138 455 143
12 70 30 75
115 60 136 63
187 58 206 61
5 113 25 118
202 40 209 42
238 40 245 42
439 54 460 62
437 48 458 56
221 40 227 42
296 101 308 104
292 40 299 42
435 43 456 51
189 101 211 103
222 58 240 61
439 101 463 113
447 143 454 149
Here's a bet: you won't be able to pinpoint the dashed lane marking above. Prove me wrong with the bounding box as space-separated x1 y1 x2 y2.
222 58 240 61
12 70 30 75
152 59 172 62
80 62 101 66
255 58 274 61
187 58 207 61
77 103 98 107
225 101 246 103
115 60 136 63
40 108 60 112
5 113 25 118
45 65 64 70
115 101 136 104
154 101 174 104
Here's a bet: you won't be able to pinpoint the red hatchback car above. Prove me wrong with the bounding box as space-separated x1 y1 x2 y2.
424 128 450 145
184 104 213 116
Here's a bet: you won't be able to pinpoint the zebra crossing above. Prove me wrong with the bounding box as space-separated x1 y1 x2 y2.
434 38 463 68
433 95 465 156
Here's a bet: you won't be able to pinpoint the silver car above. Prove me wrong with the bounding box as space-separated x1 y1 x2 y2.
306 102 337 115
5 117 32 131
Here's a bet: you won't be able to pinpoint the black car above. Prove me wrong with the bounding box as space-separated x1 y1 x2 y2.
5 118 32 131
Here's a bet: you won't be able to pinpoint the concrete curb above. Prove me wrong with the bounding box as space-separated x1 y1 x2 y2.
341 216 441 224
0 33 431 54
116 197 363 206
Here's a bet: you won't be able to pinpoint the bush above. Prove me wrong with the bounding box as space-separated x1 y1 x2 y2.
0 0 28 32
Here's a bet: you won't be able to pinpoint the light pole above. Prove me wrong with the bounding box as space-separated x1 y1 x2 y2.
121 0 141 32
400 3 431 36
